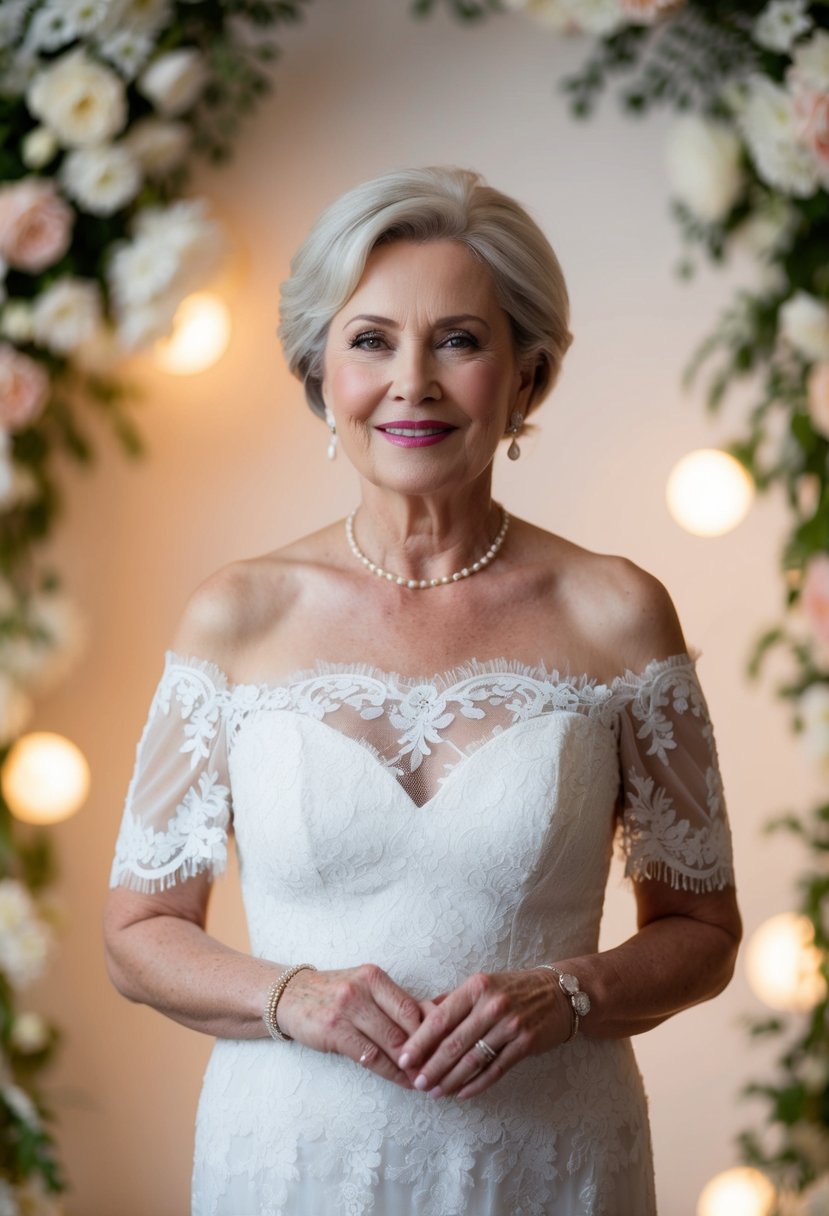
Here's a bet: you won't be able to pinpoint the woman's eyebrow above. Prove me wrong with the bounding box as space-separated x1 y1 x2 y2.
344 313 491 332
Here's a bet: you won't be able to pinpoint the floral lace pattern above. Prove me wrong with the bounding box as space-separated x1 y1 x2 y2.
110 649 733 1215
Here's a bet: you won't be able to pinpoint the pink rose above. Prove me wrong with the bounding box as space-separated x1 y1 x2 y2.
0 179 73 274
792 84 829 182
0 345 49 431
802 554 829 652
808 363 829 440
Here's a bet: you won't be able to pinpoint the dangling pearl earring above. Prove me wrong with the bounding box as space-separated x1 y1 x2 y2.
325 410 337 461
507 411 523 461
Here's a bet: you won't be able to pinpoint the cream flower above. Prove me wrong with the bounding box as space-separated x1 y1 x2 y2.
0 346 49 432
754 0 812 53
807 363 829 439
97 29 154 80
665 115 743 223
0 438 39 514
790 30 829 92
21 127 59 171
10 1012 49 1055
780 292 829 360
31 278 101 355
125 118 190 177
61 142 142 215
0 302 35 345
799 683 829 775
25 0 110 52
138 47 207 117
0 880 49 988
734 75 819 197
0 179 73 274
108 199 224 348
27 49 127 148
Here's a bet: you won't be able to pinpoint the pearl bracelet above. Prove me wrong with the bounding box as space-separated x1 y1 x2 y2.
263 963 317 1041
537 964 591 1043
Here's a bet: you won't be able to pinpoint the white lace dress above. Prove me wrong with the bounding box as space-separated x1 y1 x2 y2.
109 650 735 1216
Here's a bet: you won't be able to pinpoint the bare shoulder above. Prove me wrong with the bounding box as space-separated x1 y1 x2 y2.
169 551 302 675
519 522 687 675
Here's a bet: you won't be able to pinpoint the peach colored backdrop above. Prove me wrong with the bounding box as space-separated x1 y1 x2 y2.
31 2 805 1212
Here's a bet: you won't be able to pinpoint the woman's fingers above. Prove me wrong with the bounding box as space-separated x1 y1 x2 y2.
398 969 567 1096
277 963 423 1088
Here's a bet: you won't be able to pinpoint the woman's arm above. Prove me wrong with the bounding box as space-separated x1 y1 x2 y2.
103 878 427 1088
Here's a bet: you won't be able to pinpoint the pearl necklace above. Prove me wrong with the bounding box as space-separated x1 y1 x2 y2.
345 506 510 589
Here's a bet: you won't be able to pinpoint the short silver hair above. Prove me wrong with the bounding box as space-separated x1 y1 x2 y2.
278 166 573 420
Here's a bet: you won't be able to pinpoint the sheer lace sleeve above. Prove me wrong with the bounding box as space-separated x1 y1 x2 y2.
109 652 233 894
615 654 735 893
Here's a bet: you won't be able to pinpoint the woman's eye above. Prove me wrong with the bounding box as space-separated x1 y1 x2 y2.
442 331 477 349
350 332 386 350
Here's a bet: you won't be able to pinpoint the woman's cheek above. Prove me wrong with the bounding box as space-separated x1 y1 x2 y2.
328 361 384 414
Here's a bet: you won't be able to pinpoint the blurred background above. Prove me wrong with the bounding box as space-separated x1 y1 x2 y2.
16 0 811 1211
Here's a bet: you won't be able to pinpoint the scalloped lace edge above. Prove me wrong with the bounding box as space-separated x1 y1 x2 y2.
162 647 702 699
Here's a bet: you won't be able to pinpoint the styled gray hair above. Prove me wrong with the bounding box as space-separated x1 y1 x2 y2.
278 166 573 420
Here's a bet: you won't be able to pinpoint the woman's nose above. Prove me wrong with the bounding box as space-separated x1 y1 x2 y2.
389 345 441 404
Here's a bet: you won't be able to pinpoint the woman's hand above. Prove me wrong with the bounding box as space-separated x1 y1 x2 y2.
396 969 571 1101
275 963 428 1089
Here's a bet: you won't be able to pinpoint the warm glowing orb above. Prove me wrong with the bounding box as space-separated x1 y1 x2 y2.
745 912 827 1013
1 731 90 824
697 1167 776 1216
666 448 754 536
154 292 231 375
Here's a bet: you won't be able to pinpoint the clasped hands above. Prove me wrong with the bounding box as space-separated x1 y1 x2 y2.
277 963 573 1101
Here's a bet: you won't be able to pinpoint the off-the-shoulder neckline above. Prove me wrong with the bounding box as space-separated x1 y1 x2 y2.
161 649 700 697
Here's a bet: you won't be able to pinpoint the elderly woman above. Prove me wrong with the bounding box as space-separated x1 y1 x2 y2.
104 166 741 1216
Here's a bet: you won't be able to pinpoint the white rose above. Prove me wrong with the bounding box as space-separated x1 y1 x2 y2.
798 683 829 773
791 29 829 92
96 29 153 81
138 47 207 117
31 278 101 355
0 881 50 989
26 49 127 148
125 118 190 177
10 1012 49 1054
109 200 224 347
116 298 179 350
753 0 812 53
0 302 34 344
665 115 744 223
20 127 58 170
734 75 819 198
61 143 141 216
780 292 829 360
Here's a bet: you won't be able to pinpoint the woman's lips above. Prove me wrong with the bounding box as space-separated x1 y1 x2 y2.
376 421 456 448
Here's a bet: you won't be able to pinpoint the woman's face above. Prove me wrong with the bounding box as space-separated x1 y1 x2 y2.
321 239 534 496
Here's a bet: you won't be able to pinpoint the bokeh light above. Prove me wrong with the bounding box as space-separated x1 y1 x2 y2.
666 449 754 536
2 731 90 824
154 292 231 375
697 1167 776 1216
746 912 827 1013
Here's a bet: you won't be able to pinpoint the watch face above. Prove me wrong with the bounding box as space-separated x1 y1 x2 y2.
573 992 591 1016
560 973 580 995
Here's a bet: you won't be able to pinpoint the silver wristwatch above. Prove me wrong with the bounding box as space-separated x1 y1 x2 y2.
538 964 591 1042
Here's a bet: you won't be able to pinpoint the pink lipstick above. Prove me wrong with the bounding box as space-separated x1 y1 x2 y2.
376 420 456 448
